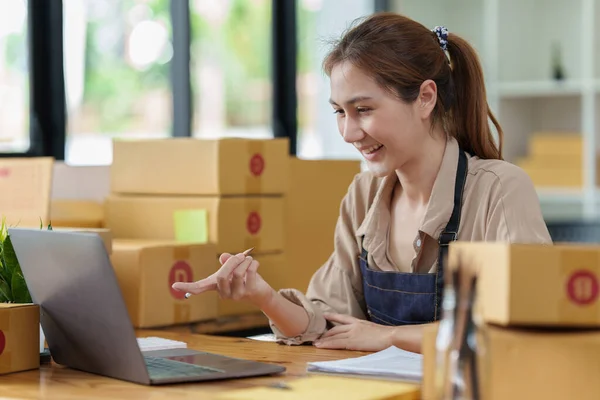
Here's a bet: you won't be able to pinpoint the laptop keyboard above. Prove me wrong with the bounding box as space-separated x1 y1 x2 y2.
144 356 224 379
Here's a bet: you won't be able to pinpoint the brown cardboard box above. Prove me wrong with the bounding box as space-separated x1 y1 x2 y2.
0 304 40 375
449 242 600 327
110 240 219 328
105 194 284 254
482 325 600 400
50 200 104 228
519 165 582 187
284 158 361 291
111 138 289 195
530 133 582 157
0 157 53 227
421 323 439 400
421 323 600 400
217 253 285 317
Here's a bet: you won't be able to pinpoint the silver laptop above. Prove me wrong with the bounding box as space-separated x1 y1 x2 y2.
9 228 285 385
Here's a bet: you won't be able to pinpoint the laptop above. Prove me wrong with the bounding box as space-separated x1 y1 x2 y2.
8 227 285 385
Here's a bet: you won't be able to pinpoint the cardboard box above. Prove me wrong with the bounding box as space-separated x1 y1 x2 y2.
111 138 289 195
50 200 104 228
520 166 582 188
530 133 582 157
51 162 110 202
421 323 600 400
105 195 284 254
110 240 219 328
284 158 361 291
0 304 40 375
449 242 600 327
0 157 53 227
482 325 600 400
421 323 439 400
218 252 285 317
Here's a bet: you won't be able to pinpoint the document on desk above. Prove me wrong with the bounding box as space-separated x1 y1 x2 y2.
306 346 423 382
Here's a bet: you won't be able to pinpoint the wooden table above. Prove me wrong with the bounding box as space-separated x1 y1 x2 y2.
1 330 396 400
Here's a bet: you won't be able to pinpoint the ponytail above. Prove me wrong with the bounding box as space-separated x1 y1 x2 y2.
447 34 503 160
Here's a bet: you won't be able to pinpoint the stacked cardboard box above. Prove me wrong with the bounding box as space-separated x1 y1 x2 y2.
516 133 587 188
50 162 110 228
273 158 361 292
105 138 289 324
422 243 600 400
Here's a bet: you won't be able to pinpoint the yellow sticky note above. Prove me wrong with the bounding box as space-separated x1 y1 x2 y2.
217 376 420 400
173 209 208 243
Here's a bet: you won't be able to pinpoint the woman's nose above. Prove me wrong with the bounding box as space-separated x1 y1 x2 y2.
341 117 363 143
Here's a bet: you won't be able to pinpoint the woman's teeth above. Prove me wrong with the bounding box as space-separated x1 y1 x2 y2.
365 144 383 154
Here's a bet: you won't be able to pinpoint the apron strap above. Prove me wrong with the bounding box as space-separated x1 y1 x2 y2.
435 149 468 317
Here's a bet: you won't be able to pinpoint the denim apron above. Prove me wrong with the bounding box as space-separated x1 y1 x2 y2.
359 149 468 325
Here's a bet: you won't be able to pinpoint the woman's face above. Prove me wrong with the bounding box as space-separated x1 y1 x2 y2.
329 61 436 177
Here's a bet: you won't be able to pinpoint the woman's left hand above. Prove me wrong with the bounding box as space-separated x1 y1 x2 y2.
313 313 395 352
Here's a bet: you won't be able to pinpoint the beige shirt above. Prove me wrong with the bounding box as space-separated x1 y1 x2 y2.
271 137 552 344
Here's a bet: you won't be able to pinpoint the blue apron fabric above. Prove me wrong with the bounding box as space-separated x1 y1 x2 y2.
359 149 468 325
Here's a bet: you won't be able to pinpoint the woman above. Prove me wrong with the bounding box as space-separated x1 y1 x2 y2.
173 13 552 353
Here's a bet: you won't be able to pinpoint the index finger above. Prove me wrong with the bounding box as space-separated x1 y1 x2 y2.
172 276 217 294
216 252 247 279
323 313 358 325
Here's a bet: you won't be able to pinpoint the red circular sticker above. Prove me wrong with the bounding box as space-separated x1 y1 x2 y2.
566 270 599 306
246 212 262 235
249 154 265 177
0 330 5 355
169 261 193 300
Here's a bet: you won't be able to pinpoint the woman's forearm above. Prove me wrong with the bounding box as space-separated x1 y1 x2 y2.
259 289 311 338
390 324 427 353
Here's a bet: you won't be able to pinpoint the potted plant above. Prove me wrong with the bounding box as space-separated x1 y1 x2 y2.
0 219 52 357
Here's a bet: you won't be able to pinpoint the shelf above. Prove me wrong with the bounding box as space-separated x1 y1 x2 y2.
536 188 586 202
495 81 583 98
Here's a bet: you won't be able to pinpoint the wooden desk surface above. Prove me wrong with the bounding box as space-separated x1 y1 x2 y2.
1 330 377 400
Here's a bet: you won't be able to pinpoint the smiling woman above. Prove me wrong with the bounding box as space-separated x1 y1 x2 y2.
171 12 553 354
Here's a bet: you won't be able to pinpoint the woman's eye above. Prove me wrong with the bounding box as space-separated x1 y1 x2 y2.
357 107 371 113
333 109 345 115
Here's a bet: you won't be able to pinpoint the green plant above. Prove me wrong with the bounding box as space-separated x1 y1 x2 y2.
0 218 52 303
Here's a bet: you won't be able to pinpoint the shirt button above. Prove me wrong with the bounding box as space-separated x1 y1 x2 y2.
416 239 422 248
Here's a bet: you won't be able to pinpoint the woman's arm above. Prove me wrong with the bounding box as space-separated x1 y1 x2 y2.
258 288 310 338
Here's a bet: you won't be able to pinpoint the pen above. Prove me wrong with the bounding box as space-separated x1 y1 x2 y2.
184 247 255 299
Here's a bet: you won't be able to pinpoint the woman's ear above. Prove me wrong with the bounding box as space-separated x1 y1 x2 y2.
416 79 438 119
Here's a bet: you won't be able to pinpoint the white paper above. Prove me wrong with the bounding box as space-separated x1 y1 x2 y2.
306 346 423 382
137 336 188 351
247 333 277 342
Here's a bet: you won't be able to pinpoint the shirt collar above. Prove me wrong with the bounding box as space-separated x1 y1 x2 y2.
420 137 460 239
355 137 462 244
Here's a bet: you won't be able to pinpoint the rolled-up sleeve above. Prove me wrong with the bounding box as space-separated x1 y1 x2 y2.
270 175 372 345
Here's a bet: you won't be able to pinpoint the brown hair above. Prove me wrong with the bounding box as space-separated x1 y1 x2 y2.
323 12 503 160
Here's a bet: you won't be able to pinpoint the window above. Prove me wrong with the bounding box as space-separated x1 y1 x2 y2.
296 0 373 160
190 0 272 139
63 0 173 165
0 0 29 153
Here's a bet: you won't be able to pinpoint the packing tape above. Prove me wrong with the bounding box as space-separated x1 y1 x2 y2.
173 303 191 324
173 246 191 261
0 311 8 362
245 140 264 193
0 351 11 373
245 199 262 252
558 249 600 321
0 310 9 332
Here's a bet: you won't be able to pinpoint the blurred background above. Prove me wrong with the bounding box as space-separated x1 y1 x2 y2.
2 0 600 226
